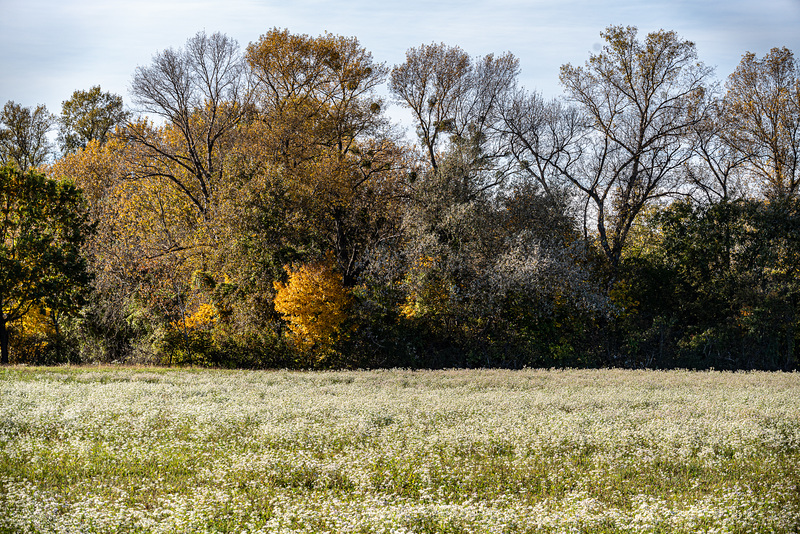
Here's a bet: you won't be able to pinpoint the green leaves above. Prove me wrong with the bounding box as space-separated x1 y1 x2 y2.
58 86 129 155
0 166 93 363
618 198 800 369
0 101 54 172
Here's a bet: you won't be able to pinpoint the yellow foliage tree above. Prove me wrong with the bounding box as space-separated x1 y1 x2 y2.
399 255 451 320
170 302 218 332
273 257 351 351
247 29 409 286
722 47 800 198
8 307 55 363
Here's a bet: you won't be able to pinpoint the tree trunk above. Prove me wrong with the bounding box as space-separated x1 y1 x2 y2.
0 316 9 365
787 307 796 371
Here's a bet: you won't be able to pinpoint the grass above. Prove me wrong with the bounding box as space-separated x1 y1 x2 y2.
0 366 798 533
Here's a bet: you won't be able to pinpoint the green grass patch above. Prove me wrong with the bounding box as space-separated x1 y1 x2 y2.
1 367 798 532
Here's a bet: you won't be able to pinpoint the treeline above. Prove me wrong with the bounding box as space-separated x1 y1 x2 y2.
1 26 798 370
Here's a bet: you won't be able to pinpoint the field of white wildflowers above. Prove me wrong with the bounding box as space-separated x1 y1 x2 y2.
0 367 798 533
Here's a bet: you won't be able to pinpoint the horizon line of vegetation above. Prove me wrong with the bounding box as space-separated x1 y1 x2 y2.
1 25 799 372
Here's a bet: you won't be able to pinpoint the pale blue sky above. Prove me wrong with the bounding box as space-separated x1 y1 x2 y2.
1 0 799 132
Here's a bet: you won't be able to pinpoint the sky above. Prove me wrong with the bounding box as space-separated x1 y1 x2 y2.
1 0 799 134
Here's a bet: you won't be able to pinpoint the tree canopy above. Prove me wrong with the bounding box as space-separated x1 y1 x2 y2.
58 86 130 155
0 101 54 171
0 166 93 364
2 26 798 370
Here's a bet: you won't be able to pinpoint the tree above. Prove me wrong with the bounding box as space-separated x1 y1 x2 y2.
58 86 130 155
247 29 408 285
398 142 604 366
127 31 251 217
0 101 54 171
273 255 351 356
622 198 800 369
0 166 92 364
118 31 256 359
247 28 388 165
685 92 750 203
390 43 518 175
499 90 585 205
510 26 711 272
50 134 220 363
722 47 800 199
48 139 149 361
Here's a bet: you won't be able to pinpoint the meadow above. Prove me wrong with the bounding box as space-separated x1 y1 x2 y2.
0 367 798 533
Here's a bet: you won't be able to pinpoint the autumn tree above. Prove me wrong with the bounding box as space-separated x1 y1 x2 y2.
0 166 92 364
48 139 143 360
247 29 408 285
49 133 214 362
127 31 251 217
58 86 130 155
508 26 711 272
273 255 351 357
722 47 800 199
0 101 54 171
247 28 388 164
116 31 261 361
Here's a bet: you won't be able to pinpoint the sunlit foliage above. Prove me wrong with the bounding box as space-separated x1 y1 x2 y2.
6 26 799 369
273 256 352 354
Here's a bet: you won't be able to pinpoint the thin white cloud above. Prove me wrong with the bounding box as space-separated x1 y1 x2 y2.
0 0 797 121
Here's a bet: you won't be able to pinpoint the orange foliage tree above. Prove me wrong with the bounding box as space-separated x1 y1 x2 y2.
273 256 351 354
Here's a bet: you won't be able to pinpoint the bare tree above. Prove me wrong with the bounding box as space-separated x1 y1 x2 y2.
685 94 750 203
499 90 585 206
127 31 251 217
390 43 518 179
504 26 712 271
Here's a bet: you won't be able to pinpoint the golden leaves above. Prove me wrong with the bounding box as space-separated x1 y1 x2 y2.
273 255 351 350
171 302 218 332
